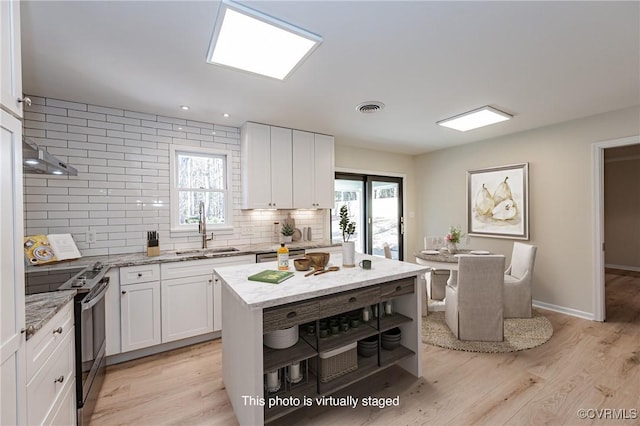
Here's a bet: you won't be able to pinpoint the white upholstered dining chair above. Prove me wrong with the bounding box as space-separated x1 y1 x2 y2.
503 242 537 318
445 255 505 342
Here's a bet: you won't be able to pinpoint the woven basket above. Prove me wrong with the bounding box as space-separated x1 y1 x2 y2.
311 342 358 382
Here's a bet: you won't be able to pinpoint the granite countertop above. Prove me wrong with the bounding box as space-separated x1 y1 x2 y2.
24 290 76 340
24 241 341 273
214 253 429 310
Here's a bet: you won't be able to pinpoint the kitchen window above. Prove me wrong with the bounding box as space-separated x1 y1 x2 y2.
170 145 233 231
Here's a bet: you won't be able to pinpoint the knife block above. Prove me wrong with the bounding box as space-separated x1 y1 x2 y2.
146 245 159 257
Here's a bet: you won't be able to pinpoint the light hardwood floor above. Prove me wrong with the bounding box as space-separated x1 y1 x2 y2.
91 269 639 425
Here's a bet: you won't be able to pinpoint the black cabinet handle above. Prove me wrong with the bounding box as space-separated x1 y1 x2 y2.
54 376 64 383
121 291 127 295
137 273 143 277
349 297 357 303
286 311 297 319
396 286 402 292
52 327 63 334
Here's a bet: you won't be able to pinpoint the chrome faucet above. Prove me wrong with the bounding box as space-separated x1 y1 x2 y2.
198 201 213 249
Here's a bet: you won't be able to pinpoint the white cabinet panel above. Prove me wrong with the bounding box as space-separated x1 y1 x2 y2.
0 109 26 425
105 269 121 356
26 323 74 426
292 130 334 209
120 281 161 353
241 122 293 209
161 275 213 343
0 0 23 117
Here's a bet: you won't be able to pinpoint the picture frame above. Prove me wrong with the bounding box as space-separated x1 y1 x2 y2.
467 163 529 240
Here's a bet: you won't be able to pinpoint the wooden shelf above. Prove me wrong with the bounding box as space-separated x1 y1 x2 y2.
380 344 414 367
317 354 379 395
263 339 317 372
378 313 412 332
316 323 378 353
264 371 317 424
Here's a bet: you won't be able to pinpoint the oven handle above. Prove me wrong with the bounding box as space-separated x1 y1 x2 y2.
82 278 110 312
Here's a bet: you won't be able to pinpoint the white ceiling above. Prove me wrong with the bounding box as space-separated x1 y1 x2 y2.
20 1 640 155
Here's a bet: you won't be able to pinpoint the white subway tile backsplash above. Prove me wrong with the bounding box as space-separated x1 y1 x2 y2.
68 109 106 121
88 105 124 116
24 96 327 253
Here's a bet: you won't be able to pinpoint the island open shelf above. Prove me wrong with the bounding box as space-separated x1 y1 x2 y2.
216 254 428 425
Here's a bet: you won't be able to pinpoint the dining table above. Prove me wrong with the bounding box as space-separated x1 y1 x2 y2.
414 249 493 307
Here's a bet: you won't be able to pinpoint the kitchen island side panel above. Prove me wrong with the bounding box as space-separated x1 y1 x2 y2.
221 284 264 426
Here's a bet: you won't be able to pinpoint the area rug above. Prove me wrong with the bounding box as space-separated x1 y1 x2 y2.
422 310 553 353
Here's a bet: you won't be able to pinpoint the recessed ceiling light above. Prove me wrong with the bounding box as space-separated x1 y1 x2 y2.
437 106 512 132
206 0 322 80
180 105 190 111
223 113 230 118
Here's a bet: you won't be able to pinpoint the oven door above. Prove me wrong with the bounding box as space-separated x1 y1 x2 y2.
79 277 109 408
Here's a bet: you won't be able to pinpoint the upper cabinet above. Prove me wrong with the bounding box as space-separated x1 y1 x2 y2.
292 130 335 209
241 122 335 210
1 0 25 117
241 122 293 209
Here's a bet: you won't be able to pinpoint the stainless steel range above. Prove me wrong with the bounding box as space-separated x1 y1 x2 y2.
28 261 110 426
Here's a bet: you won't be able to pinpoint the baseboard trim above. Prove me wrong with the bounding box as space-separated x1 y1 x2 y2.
106 331 221 366
533 300 595 321
605 264 640 272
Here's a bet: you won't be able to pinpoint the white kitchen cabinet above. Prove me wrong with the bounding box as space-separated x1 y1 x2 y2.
241 122 293 209
292 130 335 208
161 275 213 343
1 0 24 117
25 300 75 426
0 109 26 425
120 280 161 353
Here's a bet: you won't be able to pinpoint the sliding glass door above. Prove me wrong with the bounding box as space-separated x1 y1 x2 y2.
332 173 403 260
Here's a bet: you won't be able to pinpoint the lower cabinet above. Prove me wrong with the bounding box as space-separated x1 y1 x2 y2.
161 275 213 343
120 280 162 353
26 300 76 426
118 254 254 354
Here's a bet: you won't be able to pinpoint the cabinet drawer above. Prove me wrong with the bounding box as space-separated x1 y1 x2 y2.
263 300 319 334
26 301 74 381
27 326 75 426
379 278 415 300
120 264 160 285
161 259 217 280
317 286 380 318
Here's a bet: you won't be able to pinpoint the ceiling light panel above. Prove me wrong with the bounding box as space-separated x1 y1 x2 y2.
207 0 322 80
437 106 512 132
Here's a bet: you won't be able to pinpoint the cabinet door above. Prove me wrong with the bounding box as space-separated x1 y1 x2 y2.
313 133 335 208
269 126 293 209
0 110 26 425
241 122 272 209
161 275 213 343
292 130 315 208
120 281 161 352
1 0 23 117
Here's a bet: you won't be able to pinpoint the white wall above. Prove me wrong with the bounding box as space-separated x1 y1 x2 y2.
334 145 417 260
414 106 640 316
22 96 326 256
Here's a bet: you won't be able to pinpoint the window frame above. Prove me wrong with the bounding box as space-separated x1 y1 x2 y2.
169 145 233 232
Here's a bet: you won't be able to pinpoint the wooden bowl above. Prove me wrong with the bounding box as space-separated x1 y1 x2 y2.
305 252 330 269
293 258 311 271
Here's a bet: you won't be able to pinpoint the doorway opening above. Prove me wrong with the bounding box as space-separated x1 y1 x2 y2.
332 173 404 260
592 135 640 322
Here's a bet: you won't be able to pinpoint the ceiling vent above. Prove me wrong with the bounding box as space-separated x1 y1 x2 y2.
356 101 385 113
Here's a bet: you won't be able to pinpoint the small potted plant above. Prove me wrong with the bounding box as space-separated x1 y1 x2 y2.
339 205 356 267
281 223 295 243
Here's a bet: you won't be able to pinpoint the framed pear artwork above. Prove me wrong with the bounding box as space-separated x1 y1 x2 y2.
467 163 529 239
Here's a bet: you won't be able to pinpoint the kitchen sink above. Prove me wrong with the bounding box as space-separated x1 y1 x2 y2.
175 247 240 255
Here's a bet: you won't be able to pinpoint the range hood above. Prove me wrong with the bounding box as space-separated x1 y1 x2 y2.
22 139 78 176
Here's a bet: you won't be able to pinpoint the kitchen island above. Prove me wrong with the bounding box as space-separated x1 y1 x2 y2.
214 254 428 425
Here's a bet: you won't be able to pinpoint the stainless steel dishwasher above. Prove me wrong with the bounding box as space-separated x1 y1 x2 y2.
256 248 306 263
